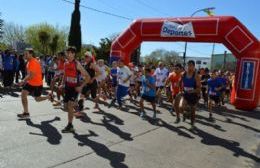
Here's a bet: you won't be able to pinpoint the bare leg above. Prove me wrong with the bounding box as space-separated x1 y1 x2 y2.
21 90 29 113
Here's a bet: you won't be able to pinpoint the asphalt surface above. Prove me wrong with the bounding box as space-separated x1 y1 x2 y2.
0 89 259 168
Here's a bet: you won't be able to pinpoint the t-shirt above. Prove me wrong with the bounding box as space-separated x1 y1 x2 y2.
117 66 132 87
207 78 222 96
3 54 15 71
217 77 227 91
27 58 43 86
154 67 168 87
168 72 181 96
141 75 156 97
110 68 118 84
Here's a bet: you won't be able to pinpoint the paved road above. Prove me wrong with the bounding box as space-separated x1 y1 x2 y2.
0 90 259 168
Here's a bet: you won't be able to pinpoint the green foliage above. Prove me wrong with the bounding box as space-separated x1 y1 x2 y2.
143 49 181 65
25 23 68 55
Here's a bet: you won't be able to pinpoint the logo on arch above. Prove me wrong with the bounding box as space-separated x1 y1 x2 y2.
161 21 195 38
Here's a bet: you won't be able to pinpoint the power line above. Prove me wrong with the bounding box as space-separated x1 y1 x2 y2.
134 0 171 16
61 0 133 21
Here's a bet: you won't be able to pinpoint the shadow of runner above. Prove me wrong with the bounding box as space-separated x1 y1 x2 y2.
20 117 62 145
144 116 194 139
101 116 133 141
78 113 133 141
217 118 260 133
93 109 124 125
188 127 260 163
73 130 128 168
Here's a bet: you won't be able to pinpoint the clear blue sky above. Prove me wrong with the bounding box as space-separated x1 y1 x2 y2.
1 0 260 57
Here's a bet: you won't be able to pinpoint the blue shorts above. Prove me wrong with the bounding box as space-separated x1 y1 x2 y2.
141 94 156 103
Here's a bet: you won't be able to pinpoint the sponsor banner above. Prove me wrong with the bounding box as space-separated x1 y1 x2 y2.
241 61 255 90
161 21 195 38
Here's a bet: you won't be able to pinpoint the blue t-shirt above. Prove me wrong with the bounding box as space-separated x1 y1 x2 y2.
110 68 118 84
3 54 15 71
141 75 156 97
207 78 222 96
217 77 226 92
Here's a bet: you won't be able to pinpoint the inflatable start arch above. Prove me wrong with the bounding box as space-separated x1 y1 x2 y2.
110 16 260 111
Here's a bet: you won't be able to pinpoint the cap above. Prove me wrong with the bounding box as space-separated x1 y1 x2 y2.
85 51 92 57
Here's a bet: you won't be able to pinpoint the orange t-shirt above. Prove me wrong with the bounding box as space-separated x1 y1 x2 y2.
27 58 43 86
169 72 181 96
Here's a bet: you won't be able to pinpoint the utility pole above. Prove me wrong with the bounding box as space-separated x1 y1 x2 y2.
223 50 227 70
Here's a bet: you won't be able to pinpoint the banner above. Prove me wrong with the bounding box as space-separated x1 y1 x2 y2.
161 21 195 38
241 61 255 90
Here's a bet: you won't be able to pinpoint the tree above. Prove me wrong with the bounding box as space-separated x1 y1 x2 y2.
25 23 68 55
49 34 59 55
38 30 50 54
68 0 82 53
131 46 141 65
143 49 181 65
2 22 25 48
96 37 112 62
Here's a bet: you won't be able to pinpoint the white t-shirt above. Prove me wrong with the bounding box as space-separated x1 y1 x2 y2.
96 65 107 82
154 67 169 87
117 66 132 87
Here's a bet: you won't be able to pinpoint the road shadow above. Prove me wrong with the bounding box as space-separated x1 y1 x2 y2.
73 130 128 168
78 111 133 141
216 118 260 133
93 109 124 125
19 117 62 145
187 127 260 163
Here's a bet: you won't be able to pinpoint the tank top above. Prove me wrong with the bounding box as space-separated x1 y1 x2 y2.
182 72 196 92
84 61 95 78
64 60 78 87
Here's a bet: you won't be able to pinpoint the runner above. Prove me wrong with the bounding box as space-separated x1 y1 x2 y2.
165 63 182 123
154 62 168 106
110 61 118 98
207 70 224 120
201 68 210 105
60 47 90 133
175 60 201 129
109 59 132 109
139 67 156 120
76 51 101 116
50 52 65 106
17 48 52 118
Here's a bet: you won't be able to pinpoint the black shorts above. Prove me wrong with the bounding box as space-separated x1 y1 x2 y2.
156 86 164 91
23 84 43 97
81 80 97 99
141 94 156 103
64 86 78 103
183 92 199 106
209 95 220 104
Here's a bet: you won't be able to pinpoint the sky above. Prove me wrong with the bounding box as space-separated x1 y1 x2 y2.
1 0 260 57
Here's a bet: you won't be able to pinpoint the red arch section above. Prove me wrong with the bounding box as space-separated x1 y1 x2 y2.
110 16 260 111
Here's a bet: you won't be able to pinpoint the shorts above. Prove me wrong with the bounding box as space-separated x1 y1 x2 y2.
130 84 135 87
81 80 98 99
64 86 78 103
183 92 199 106
156 86 164 91
141 94 156 103
209 95 220 104
23 84 43 97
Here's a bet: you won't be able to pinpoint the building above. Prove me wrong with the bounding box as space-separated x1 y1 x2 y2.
185 56 211 69
211 53 236 71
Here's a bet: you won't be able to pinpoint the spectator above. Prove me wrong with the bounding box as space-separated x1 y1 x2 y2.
2 50 15 88
19 54 26 80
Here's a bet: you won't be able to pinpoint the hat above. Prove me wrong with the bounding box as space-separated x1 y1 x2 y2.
85 51 92 57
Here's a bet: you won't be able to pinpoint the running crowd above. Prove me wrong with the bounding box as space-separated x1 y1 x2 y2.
0 47 235 132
